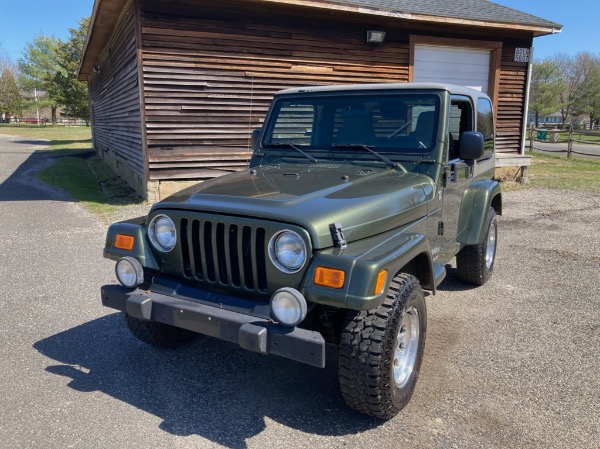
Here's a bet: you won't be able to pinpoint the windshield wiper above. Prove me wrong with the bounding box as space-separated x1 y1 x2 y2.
263 143 318 164
331 144 402 171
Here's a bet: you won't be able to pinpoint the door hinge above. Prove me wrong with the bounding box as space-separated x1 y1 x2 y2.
438 221 444 236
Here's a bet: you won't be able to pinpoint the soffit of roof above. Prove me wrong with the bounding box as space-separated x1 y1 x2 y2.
78 0 129 80
78 0 562 80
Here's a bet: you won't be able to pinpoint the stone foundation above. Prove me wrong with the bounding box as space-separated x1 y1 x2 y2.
146 179 204 202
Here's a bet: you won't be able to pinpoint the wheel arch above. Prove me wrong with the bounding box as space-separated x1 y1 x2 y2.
456 180 501 246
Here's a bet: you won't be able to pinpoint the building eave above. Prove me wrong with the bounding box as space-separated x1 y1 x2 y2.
78 0 562 80
259 0 562 36
78 0 129 81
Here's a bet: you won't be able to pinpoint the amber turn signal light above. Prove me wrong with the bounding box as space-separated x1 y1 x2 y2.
115 234 135 251
314 267 345 289
375 269 387 295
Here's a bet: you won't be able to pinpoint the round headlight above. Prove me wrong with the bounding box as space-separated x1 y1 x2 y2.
148 214 176 252
270 288 307 327
269 230 307 273
115 256 144 288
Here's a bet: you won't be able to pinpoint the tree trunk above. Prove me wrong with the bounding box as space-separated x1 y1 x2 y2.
51 106 57 126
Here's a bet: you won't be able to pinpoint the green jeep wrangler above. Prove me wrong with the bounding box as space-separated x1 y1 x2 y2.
101 83 501 419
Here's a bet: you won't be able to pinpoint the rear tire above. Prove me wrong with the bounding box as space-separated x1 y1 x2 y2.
124 314 198 348
456 207 498 285
339 274 427 419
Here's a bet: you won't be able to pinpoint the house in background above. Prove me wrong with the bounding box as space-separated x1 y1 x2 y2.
527 111 562 128
78 0 562 201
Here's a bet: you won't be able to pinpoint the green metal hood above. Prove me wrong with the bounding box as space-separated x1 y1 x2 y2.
156 163 435 249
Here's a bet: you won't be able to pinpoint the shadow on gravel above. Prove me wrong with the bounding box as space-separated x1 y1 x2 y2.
435 266 476 292
34 314 381 448
14 139 51 146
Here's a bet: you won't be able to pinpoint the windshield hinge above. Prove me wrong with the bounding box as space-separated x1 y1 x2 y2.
443 168 456 187
330 222 347 250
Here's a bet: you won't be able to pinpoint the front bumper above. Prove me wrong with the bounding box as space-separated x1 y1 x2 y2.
101 284 326 368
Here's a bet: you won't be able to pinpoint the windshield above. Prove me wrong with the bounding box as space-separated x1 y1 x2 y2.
262 92 440 157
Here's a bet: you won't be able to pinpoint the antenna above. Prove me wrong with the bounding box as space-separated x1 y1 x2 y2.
247 76 255 151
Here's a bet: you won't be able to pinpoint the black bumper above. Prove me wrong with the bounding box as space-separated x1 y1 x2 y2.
101 284 326 368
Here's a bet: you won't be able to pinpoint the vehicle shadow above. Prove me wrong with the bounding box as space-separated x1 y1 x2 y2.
33 314 381 448
435 265 476 292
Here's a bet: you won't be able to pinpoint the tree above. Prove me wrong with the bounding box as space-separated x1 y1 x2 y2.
0 69 23 117
529 59 563 126
553 52 600 127
17 34 61 124
53 18 90 122
570 53 600 128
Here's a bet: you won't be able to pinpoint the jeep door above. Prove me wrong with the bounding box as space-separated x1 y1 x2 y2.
439 95 475 263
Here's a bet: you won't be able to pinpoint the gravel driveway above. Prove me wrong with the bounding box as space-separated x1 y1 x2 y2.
1 135 598 448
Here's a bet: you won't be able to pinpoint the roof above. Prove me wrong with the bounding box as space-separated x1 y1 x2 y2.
277 82 490 100
79 0 562 80
292 0 562 30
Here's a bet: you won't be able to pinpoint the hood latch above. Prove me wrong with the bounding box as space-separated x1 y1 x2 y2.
330 222 347 250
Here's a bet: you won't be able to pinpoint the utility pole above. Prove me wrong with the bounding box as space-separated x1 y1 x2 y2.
34 88 40 127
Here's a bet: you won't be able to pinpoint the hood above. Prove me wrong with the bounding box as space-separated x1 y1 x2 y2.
157 163 435 249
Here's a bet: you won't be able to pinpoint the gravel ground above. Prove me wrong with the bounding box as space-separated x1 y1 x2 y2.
1 135 598 448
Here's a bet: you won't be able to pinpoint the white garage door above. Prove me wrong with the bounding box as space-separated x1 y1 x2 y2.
413 45 491 94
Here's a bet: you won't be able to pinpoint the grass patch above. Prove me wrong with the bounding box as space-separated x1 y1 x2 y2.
0 124 93 150
526 152 600 193
39 155 144 219
0 124 144 219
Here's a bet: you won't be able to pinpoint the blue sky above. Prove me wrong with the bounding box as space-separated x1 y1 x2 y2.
0 0 596 63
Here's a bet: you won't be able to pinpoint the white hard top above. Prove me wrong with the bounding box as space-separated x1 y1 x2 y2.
276 82 490 100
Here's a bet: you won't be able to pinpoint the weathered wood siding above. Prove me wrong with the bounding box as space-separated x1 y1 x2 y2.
497 43 530 154
88 2 144 188
139 2 410 181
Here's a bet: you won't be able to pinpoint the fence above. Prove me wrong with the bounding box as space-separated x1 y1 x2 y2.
6 117 89 127
528 124 600 158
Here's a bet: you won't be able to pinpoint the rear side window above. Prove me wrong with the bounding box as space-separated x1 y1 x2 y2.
477 98 494 155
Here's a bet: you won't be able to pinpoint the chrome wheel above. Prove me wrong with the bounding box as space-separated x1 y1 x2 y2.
393 306 420 388
485 220 497 271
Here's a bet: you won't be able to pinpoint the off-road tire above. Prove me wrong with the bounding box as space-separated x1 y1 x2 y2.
339 274 427 419
124 314 198 348
456 207 497 285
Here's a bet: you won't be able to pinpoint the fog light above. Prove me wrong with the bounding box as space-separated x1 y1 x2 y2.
270 288 307 327
115 256 144 288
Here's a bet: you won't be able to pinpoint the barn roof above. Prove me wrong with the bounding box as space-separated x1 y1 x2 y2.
290 0 562 29
78 0 562 80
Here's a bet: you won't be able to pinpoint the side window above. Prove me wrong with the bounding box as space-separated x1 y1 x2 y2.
477 98 495 156
269 104 315 145
449 96 473 160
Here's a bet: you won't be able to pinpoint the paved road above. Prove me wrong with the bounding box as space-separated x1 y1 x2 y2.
533 140 600 157
1 135 598 448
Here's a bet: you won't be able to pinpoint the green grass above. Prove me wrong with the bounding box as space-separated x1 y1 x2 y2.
0 124 144 219
0 124 93 150
527 152 600 193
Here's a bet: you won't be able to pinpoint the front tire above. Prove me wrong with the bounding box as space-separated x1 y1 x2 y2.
124 314 198 348
456 207 498 285
339 274 427 419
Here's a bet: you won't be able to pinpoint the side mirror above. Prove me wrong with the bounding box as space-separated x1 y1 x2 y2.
458 132 485 160
250 129 261 150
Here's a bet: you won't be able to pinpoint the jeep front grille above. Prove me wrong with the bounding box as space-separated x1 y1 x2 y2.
179 219 268 292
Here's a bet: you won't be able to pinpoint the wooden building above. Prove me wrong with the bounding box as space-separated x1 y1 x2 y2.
78 0 561 201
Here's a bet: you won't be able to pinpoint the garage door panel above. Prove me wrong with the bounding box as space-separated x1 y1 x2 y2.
414 45 491 94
